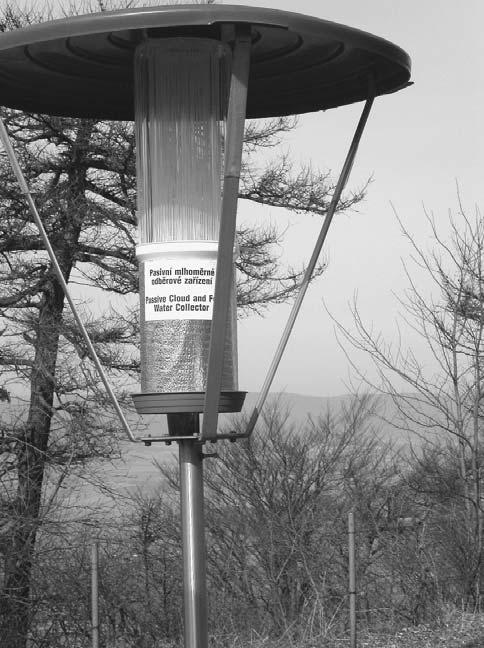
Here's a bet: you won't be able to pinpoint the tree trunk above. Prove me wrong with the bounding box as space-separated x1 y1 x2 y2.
0 273 64 648
0 118 90 644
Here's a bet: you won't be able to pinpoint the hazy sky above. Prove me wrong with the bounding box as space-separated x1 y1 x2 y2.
230 0 484 396
7 1 484 399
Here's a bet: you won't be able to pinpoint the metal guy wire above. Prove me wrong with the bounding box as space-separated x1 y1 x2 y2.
0 117 138 443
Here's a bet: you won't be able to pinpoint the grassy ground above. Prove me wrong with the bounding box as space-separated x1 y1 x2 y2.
355 610 484 648
217 610 484 648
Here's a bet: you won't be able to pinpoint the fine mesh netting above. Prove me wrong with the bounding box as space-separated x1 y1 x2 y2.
134 38 238 394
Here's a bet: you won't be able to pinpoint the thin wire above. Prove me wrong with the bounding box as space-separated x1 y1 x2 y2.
0 118 138 443
245 92 375 437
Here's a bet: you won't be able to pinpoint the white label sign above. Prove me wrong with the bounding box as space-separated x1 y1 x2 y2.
144 257 216 321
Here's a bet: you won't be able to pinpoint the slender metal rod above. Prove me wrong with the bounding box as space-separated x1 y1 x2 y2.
201 27 251 441
348 511 357 648
176 414 207 648
91 541 100 648
0 118 137 443
245 94 375 436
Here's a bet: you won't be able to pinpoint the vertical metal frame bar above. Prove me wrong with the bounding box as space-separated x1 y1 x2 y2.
348 511 357 648
201 27 251 441
245 93 375 437
91 541 100 648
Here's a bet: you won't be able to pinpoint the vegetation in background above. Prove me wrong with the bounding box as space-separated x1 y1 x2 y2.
337 198 484 610
19 395 484 647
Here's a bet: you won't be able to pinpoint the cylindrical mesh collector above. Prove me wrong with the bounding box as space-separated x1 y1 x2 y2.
134 38 238 394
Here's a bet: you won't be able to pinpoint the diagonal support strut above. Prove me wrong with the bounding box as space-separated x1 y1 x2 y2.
0 118 137 443
245 90 375 437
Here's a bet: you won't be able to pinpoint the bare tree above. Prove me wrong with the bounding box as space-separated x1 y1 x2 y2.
154 394 397 639
22 396 448 644
336 196 484 608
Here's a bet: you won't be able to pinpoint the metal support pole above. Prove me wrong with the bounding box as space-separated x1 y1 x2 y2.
348 511 357 648
170 414 208 648
91 541 99 648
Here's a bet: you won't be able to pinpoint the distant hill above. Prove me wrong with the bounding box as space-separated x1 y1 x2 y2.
1 391 438 512
96 391 424 505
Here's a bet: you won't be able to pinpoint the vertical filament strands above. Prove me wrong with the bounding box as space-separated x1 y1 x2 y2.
135 39 229 244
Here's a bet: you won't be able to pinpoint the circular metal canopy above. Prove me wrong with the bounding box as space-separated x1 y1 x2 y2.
0 4 411 120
